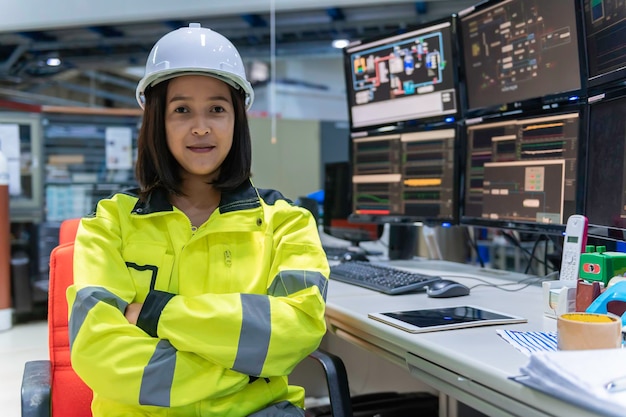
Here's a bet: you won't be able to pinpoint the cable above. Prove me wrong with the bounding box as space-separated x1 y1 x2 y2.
465 226 485 268
501 231 552 274
439 271 558 293
524 234 547 275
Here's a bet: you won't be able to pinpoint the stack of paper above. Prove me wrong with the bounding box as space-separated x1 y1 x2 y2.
515 348 626 417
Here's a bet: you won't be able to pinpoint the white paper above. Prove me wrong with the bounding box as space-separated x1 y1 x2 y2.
516 348 626 417
105 126 133 170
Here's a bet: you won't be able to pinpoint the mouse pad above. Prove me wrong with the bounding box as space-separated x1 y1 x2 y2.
368 305 527 333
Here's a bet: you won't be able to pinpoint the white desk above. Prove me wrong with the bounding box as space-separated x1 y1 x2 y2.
324 259 608 417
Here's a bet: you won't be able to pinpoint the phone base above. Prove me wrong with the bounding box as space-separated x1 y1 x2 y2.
543 281 576 319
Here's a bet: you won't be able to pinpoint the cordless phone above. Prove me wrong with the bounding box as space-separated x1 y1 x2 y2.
560 214 588 283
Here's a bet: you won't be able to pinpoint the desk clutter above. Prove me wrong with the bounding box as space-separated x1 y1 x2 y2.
514 348 626 417
496 330 557 356
508 221 626 417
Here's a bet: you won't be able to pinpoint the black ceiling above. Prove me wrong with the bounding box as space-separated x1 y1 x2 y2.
0 1 476 107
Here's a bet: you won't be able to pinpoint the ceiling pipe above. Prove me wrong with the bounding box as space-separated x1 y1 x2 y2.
52 81 137 106
0 44 29 73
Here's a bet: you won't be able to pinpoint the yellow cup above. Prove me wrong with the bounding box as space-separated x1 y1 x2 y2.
557 312 622 350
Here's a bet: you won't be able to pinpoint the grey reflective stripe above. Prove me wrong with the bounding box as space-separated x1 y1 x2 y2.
139 339 176 407
268 270 328 301
68 286 128 351
232 294 271 376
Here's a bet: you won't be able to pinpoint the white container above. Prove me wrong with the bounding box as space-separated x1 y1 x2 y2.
0 308 12 332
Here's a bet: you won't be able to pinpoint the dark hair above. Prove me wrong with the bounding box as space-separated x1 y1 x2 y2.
135 78 252 200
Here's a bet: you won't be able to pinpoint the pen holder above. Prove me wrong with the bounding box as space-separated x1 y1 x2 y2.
543 281 576 319
576 279 603 311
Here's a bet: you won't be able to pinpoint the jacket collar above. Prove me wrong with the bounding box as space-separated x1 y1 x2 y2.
130 179 261 216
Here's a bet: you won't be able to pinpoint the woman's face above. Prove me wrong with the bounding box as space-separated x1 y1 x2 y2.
165 75 235 183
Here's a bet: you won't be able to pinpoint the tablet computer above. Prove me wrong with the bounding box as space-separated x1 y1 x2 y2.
368 305 527 333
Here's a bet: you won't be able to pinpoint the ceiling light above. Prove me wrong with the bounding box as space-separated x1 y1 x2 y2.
46 57 61 67
332 39 349 49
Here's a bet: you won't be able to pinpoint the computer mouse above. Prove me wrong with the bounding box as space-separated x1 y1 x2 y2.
426 279 470 298
340 251 369 262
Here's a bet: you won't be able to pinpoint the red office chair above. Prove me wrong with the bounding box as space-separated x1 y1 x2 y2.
21 218 352 417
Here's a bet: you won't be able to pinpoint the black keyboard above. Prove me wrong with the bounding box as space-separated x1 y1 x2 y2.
329 261 442 295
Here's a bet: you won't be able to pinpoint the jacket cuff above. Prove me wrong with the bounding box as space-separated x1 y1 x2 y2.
136 290 175 337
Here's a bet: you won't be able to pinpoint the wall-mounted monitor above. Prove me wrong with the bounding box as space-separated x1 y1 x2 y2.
461 111 584 234
459 0 584 117
349 126 459 226
584 87 626 241
582 0 626 88
0 111 44 222
343 16 460 133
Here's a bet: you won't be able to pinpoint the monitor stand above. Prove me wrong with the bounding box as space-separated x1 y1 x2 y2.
322 226 383 257
388 224 419 260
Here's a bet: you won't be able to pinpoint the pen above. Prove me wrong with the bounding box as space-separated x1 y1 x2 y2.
605 376 626 393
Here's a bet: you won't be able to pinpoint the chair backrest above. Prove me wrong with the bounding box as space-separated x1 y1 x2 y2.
48 218 93 416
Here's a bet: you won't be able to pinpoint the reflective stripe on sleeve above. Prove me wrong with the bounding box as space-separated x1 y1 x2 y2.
68 286 128 351
139 339 176 407
268 270 328 301
232 294 271 376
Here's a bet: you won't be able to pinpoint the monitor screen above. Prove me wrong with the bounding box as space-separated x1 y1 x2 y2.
584 89 626 240
582 0 626 88
462 111 583 233
323 161 382 244
350 126 459 225
343 16 460 132
459 0 583 116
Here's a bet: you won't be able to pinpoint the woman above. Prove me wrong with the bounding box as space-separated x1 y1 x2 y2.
67 23 329 417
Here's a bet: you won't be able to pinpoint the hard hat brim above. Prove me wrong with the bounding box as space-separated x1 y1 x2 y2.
136 69 254 110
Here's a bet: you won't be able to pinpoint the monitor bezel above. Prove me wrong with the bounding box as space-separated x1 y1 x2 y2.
457 0 588 120
580 0 626 89
459 107 588 236
342 15 463 135
582 86 626 241
322 160 384 244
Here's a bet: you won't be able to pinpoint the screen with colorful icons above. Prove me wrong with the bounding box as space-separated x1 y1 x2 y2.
461 111 584 234
343 16 460 133
459 0 584 116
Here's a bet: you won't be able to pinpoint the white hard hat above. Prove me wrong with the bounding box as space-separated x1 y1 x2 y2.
136 23 254 110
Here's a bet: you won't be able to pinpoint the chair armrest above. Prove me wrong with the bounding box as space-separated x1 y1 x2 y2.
21 360 51 417
308 349 352 417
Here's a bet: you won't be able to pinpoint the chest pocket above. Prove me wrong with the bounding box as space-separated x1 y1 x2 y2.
123 242 174 302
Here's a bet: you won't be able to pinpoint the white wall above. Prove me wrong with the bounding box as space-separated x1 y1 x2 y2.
249 117 322 200
249 56 349 122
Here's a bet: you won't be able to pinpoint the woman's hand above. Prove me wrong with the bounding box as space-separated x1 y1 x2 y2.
125 303 143 325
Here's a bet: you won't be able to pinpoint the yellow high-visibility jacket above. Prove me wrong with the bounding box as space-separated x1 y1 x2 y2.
67 179 329 417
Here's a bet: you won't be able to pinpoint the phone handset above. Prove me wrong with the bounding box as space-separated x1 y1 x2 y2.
560 214 588 284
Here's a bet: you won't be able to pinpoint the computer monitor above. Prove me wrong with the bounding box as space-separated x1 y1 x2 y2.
342 16 461 133
583 87 626 241
582 0 626 88
458 0 584 117
461 110 584 234
323 161 382 245
349 125 459 225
